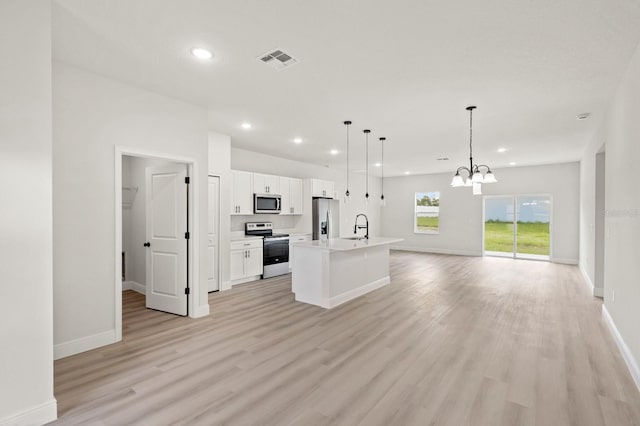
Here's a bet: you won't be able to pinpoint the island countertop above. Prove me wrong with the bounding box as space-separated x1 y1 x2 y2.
293 237 403 252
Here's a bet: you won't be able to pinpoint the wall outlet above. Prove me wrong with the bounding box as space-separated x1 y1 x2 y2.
612 289 615 302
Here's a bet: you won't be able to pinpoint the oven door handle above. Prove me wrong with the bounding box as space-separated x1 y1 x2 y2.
264 236 290 242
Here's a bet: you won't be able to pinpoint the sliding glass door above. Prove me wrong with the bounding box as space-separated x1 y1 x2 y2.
484 195 551 260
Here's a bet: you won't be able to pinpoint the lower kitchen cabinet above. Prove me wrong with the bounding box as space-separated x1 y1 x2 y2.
230 239 263 283
289 234 312 272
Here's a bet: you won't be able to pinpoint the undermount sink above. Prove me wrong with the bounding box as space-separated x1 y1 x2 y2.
342 237 367 241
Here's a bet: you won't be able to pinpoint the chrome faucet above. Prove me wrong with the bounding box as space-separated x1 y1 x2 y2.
354 214 369 239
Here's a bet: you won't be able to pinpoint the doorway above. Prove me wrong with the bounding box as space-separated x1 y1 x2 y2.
484 195 552 260
115 147 200 342
122 156 190 315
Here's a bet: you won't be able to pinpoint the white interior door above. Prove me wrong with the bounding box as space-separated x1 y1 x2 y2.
145 164 188 316
207 176 220 292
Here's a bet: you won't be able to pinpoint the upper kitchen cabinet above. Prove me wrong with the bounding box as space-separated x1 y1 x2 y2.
280 177 304 215
231 170 253 215
311 179 335 199
253 173 280 194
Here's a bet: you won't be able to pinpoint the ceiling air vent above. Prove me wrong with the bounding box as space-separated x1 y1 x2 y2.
257 48 299 70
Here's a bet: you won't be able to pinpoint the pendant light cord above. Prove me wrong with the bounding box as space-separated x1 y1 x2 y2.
468 106 475 172
380 137 386 199
364 129 371 198
366 133 369 197
344 121 352 197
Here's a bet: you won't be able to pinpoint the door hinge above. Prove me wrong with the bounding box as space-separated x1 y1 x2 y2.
185 176 190 184
185 232 190 239
185 287 190 295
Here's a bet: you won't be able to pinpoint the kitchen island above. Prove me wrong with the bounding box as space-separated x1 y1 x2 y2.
291 237 403 309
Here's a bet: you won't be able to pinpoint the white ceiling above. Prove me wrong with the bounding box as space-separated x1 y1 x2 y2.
52 0 640 177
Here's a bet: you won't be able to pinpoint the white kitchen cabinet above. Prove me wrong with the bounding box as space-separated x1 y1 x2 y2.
231 170 253 215
311 179 334 199
279 177 304 215
229 249 246 281
230 239 263 283
289 234 312 272
245 247 263 277
253 173 280 194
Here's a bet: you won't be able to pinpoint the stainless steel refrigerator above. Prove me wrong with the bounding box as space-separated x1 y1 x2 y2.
312 198 340 240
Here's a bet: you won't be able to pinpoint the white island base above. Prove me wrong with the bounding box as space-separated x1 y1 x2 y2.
291 237 403 309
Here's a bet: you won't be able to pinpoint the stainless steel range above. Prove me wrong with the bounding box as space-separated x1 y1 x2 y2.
245 222 290 279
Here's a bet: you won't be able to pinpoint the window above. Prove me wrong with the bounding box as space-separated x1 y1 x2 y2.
415 191 440 234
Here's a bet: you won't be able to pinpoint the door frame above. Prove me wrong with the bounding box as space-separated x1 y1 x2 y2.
114 146 201 342
482 193 554 261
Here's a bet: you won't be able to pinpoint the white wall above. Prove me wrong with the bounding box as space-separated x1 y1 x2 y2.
53 62 210 358
0 1 57 424
580 39 640 389
382 162 580 263
122 156 176 289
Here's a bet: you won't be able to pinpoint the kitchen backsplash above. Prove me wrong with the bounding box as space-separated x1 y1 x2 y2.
230 214 302 232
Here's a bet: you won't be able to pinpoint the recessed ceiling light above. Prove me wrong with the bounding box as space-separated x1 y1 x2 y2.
374 162 381 167
330 149 339 155
241 122 252 130
497 148 507 153
191 47 213 60
293 138 302 144
404 171 411 175
509 162 517 166
577 112 591 120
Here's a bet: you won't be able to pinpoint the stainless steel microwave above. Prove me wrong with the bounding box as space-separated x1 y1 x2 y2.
254 193 281 214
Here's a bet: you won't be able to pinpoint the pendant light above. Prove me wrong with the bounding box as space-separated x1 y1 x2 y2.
450 106 497 195
379 137 386 206
363 129 371 204
343 120 352 204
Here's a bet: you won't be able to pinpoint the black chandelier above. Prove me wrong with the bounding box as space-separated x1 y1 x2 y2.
450 106 497 195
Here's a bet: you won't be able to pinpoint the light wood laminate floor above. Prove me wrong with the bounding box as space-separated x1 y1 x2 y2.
52 251 640 425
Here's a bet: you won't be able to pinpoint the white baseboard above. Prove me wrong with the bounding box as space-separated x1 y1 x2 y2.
230 275 261 287
54 329 117 360
551 257 579 265
326 276 390 308
220 280 232 291
579 263 595 293
123 281 145 295
0 398 57 426
390 245 481 257
579 263 604 298
193 303 210 318
602 305 640 393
